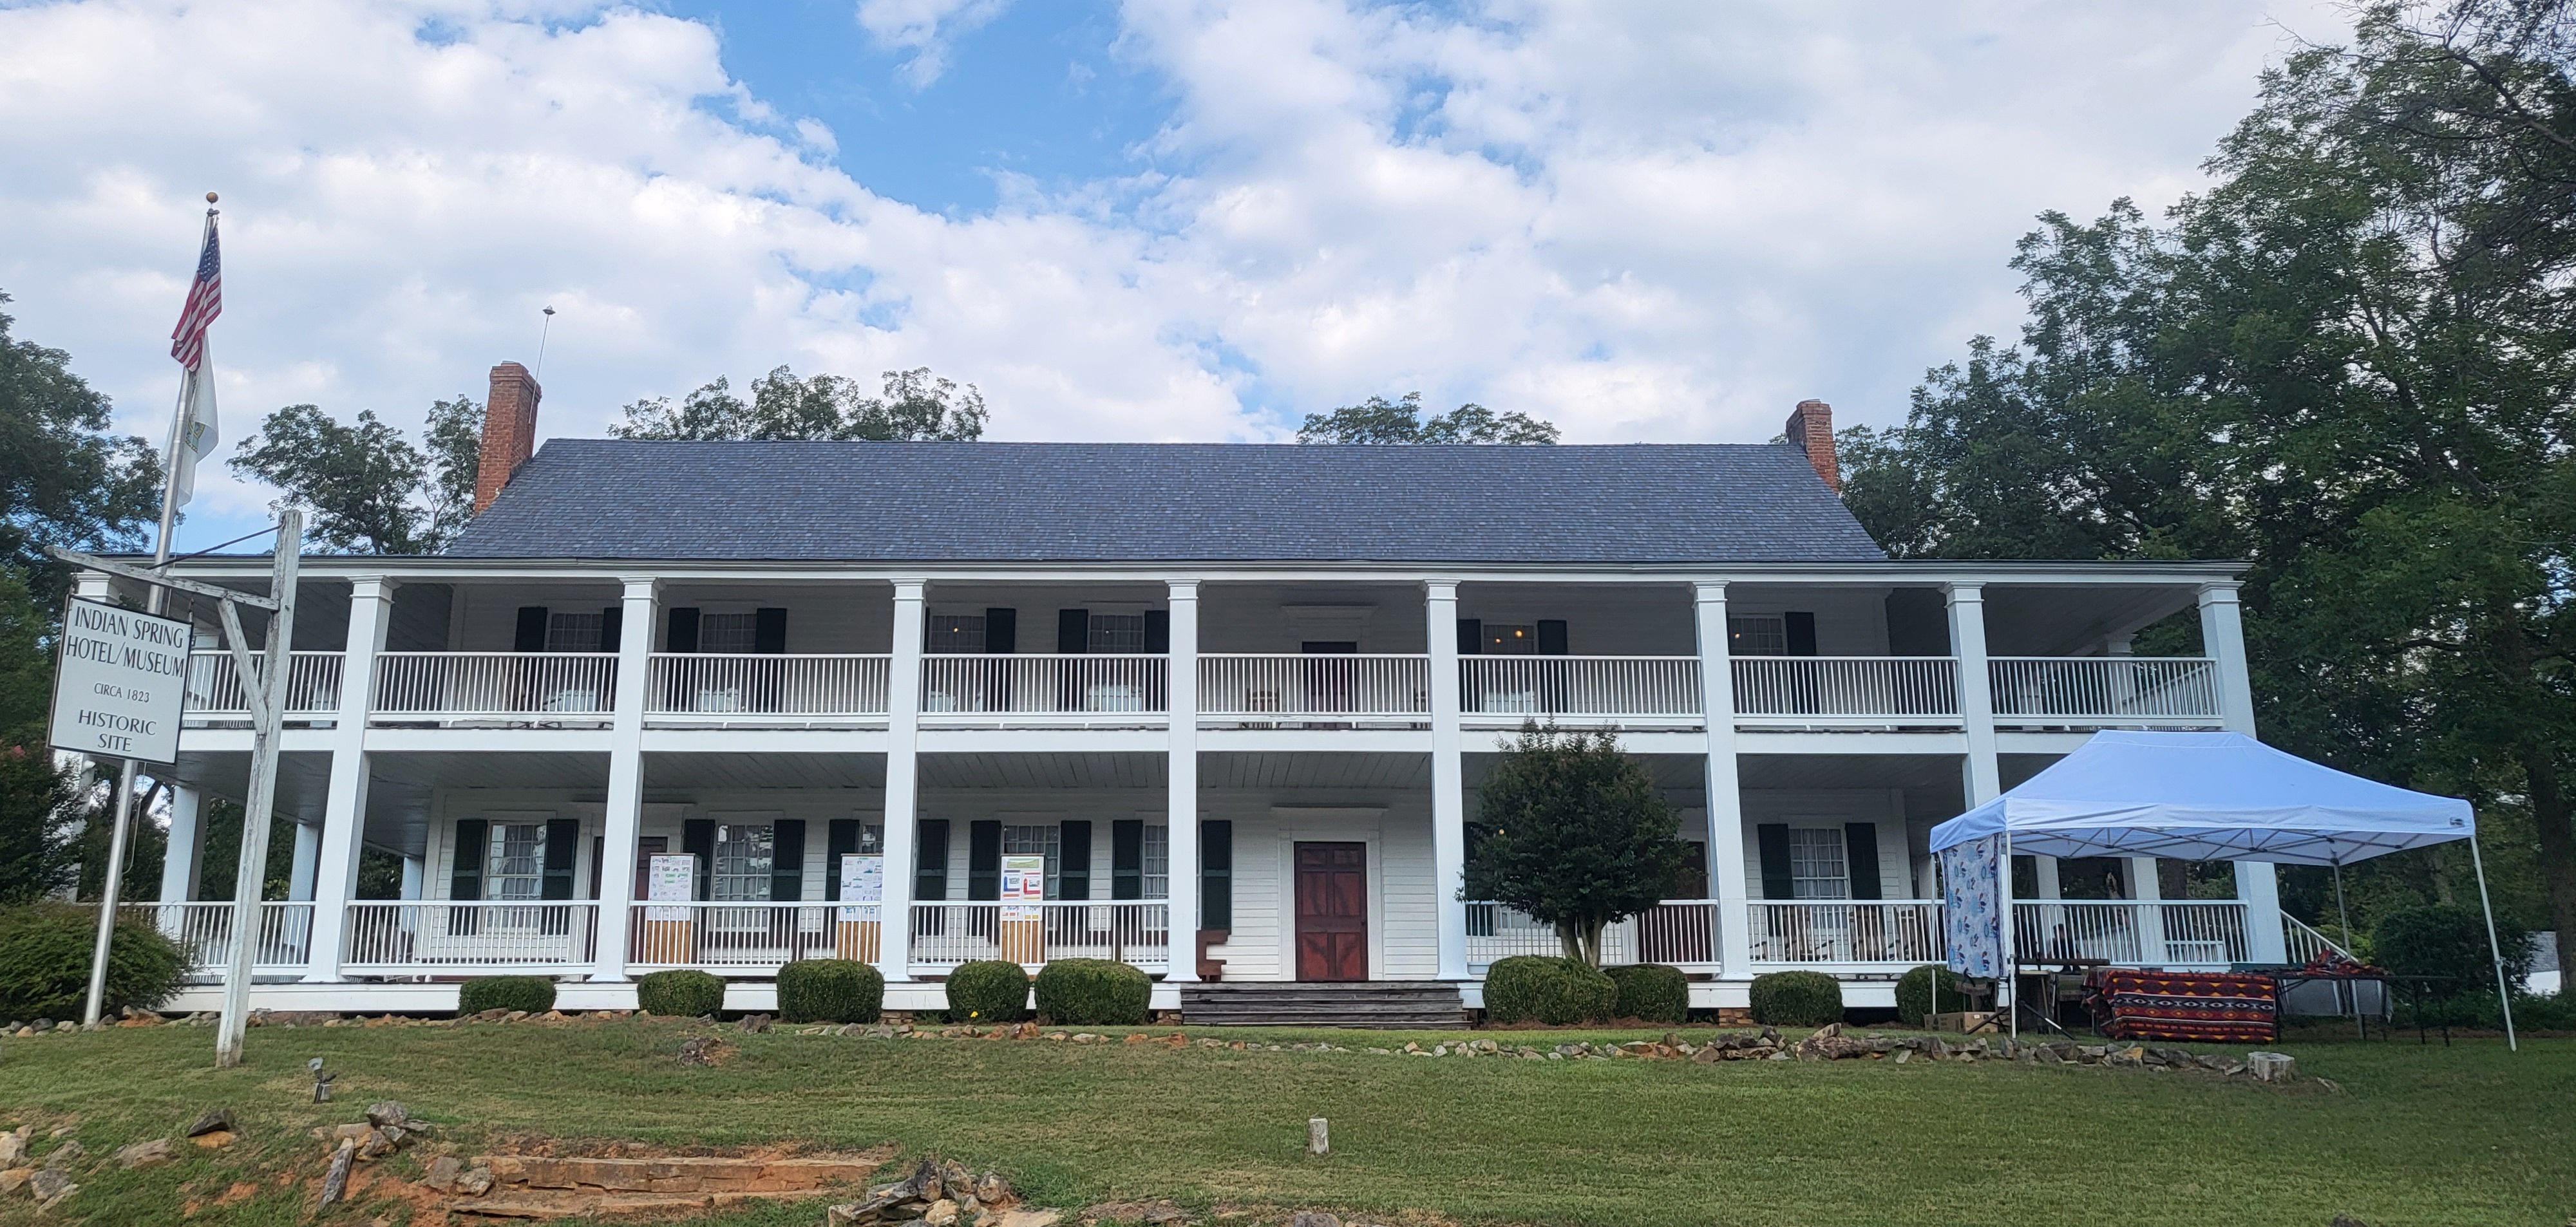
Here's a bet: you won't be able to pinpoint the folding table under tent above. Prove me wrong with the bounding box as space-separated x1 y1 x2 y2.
1927 730 2517 1050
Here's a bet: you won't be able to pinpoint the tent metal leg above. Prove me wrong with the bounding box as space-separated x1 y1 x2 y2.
2466 835 2517 1053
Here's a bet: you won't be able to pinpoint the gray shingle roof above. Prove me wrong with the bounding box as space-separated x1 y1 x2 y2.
445 439 1886 564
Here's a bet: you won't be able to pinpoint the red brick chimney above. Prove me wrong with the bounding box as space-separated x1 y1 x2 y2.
473 361 542 514
1784 398 1838 492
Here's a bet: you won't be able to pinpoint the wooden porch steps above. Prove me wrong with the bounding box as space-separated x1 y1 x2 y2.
1180 981 1465 1028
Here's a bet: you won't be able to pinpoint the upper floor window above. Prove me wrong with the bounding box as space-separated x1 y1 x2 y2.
1087 614 1146 653
699 612 760 654
1729 614 1788 656
1483 624 1536 655
546 612 604 653
712 824 775 902
1788 827 1849 899
927 614 986 653
486 822 546 901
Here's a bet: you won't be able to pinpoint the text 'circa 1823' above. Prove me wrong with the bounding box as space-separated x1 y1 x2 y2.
49 596 195 765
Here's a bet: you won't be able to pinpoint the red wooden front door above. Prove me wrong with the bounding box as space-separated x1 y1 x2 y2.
1294 842 1368 981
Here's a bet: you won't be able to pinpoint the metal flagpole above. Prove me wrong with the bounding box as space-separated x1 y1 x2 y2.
2331 859 2354 950
2465 834 2518 1053
214 510 299 1069
79 205 214 1027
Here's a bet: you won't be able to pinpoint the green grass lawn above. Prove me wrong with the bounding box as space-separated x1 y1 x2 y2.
0 1020 2566 1227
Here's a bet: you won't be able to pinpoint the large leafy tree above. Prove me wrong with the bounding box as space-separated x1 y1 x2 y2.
1840 0 2576 946
611 366 987 442
1463 724 1689 966
1295 392 1560 444
230 395 484 554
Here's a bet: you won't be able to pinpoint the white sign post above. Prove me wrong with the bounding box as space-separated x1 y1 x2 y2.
49 597 193 765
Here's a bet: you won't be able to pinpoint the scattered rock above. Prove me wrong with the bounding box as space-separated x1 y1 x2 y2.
318 1138 356 1209
113 1139 173 1170
424 1154 462 1192
2249 1051 2297 1083
0 1170 28 1195
366 1101 409 1129
0 1128 23 1166
1289 1213 1342 1227
924 1196 961 1225
28 1167 73 1208
454 1165 496 1196
1083 1199 1189 1225
995 1211 1063 1227
42 1140 82 1170
185 1109 234 1138
677 1037 727 1067
739 1013 774 1035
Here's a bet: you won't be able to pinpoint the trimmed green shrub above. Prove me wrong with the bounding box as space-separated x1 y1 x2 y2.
458 975 556 1015
777 959 884 1024
1483 955 1616 1026
1603 963 1689 1024
0 904 185 1021
945 960 1031 1024
1032 958 1151 1026
2372 905 2532 1000
1748 970 1844 1027
635 968 726 1017
1894 964 1965 1028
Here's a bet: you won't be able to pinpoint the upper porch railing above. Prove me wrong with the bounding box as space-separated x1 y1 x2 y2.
646 653 890 721
1989 657 2224 725
1731 656 1960 722
920 655 1169 721
185 651 345 717
1200 654 1428 722
1460 657 1701 724
372 652 619 720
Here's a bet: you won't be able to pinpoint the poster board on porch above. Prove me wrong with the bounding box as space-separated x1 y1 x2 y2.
835 853 883 962
999 854 1044 964
639 853 696 964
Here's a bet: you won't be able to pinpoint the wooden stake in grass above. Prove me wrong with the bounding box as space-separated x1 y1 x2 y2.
1309 1118 1329 1157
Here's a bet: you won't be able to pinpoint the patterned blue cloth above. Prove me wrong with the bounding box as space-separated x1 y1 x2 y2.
1942 835 2003 978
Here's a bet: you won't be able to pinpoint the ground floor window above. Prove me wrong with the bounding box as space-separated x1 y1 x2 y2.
1142 825 1169 899
1002 824 1063 899
1788 827 1849 899
712 824 775 902
486 823 545 901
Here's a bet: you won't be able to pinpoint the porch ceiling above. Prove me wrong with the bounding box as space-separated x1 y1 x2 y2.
644 753 887 791
363 751 612 857
1738 753 1962 791
1461 751 1707 791
1204 751 1429 791
166 749 335 827
920 753 1165 789
1984 584 2199 655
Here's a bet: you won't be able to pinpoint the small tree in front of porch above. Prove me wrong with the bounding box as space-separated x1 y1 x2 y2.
1463 723 1688 967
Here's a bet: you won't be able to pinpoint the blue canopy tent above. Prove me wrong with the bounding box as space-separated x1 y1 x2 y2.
1928 731 2516 1049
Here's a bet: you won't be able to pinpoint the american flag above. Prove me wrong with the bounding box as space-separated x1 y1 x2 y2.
169 216 222 370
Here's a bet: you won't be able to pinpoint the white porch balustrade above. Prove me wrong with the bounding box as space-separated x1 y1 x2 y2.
371 653 619 719
625 903 864 968
1459 657 1701 724
184 651 344 716
1198 654 1428 721
339 901 599 971
1989 657 2223 724
1463 901 1721 968
2012 900 2248 966
906 901 1170 971
1730 657 1960 722
919 655 1169 719
122 901 314 975
644 653 890 720
1748 901 1946 965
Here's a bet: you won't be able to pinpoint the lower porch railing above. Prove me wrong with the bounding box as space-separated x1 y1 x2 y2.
625 903 872 968
907 901 1170 971
1749 901 1946 964
341 902 598 971
1463 901 1720 968
122 901 315 975
2012 900 2248 966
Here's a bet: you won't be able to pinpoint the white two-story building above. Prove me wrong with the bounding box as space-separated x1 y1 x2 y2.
113 363 2321 1020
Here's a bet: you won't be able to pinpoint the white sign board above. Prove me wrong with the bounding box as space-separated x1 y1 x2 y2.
1001 853 1045 921
645 853 696 921
50 597 193 765
838 853 883 921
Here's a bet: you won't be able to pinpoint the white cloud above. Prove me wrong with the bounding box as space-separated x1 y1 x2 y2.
0 0 2349 547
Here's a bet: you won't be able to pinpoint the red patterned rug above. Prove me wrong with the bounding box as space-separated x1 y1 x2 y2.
2085 969 2278 1043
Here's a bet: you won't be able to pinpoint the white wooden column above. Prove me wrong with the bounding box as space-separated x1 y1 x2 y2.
158 785 204 903
2202 583 2287 961
877 581 927 983
1425 579 1468 980
1164 581 1201 980
589 577 657 981
399 855 424 901
1947 583 2002 804
1693 582 1754 975
2131 856 2168 962
305 576 392 979
289 821 319 901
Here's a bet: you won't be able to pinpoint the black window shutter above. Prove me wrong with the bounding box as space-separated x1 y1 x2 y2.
541 818 580 901
450 818 488 901
681 819 715 901
1057 608 1089 654
984 608 1017 654
770 819 806 902
1199 820 1233 931
513 607 549 653
1456 619 1482 655
1111 820 1144 900
1058 820 1093 900
1756 823 1794 900
1785 612 1819 657
754 608 788 654
1536 619 1569 655
1143 610 1170 653
599 606 622 654
967 821 1002 901
824 819 860 901
1843 823 1882 901
665 608 701 653
914 820 950 901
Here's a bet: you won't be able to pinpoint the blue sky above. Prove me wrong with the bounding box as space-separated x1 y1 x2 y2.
0 0 2346 556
